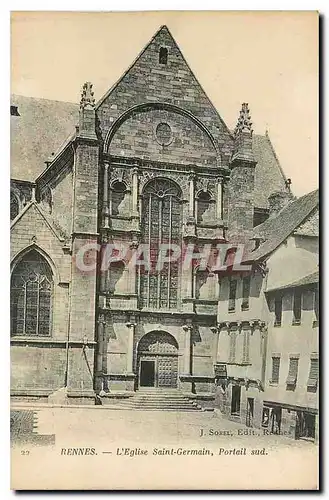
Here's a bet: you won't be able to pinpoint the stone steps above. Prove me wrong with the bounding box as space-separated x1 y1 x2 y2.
102 390 205 411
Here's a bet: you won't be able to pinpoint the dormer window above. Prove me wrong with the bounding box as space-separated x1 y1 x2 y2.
159 47 168 65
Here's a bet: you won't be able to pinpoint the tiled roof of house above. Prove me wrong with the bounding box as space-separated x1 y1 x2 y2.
11 94 287 209
266 270 319 292
247 188 319 262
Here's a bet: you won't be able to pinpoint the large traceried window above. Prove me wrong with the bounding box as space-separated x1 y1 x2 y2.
10 192 19 221
138 178 182 310
11 250 53 337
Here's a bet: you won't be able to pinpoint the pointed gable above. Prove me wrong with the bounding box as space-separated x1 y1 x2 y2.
96 25 233 164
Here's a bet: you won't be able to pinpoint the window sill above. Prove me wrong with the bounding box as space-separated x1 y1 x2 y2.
241 305 250 312
228 308 236 314
273 322 282 328
269 381 279 386
10 337 97 346
292 320 301 326
226 362 252 366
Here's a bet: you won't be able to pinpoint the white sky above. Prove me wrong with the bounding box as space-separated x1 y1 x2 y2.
11 11 318 197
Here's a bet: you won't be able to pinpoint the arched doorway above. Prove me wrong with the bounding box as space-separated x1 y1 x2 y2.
137 331 179 389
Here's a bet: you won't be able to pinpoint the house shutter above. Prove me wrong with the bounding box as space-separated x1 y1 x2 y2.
271 357 280 383
307 358 319 389
286 357 299 385
242 330 250 363
228 280 237 312
229 331 237 363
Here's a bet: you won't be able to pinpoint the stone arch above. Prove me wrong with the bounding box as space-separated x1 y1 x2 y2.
103 102 221 165
139 170 189 197
137 330 179 388
137 330 179 354
11 244 60 285
10 247 54 337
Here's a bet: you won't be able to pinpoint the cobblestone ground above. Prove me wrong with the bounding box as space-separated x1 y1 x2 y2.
11 406 317 451
11 406 318 490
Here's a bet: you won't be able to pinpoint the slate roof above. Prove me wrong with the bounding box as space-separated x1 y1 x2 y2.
266 270 319 292
247 188 319 262
11 94 78 181
11 94 288 210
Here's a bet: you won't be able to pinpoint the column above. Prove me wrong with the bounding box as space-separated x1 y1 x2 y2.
126 322 136 374
95 313 105 393
216 177 223 220
103 160 110 228
99 231 109 307
131 167 139 216
182 324 192 374
188 173 195 219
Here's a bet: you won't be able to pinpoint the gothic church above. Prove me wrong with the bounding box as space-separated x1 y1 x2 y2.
11 26 298 407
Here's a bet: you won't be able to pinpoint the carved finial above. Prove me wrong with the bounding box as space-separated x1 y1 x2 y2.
234 103 253 136
80 82 95 109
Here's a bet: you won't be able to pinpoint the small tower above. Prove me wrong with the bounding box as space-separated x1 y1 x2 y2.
227 103 257 243
78 82 97 140
68 81 100 382
231 103 255 164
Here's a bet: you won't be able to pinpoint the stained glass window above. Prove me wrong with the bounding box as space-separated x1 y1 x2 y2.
10 192 19 221
11 250 53 336
139 178 182 310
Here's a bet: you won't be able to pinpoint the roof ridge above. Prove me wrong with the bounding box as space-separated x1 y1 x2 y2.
95 26 168 109
94 25 233 138
264 131 289 185
11 94 79 107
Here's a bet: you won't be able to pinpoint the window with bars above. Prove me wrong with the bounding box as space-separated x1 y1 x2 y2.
274 295 282 326
241 275 251 310
307 357 319 390
10 192 19 221
292 290 302 325
228 279 237 312
11 250 53 337
138 178 182 310
286 357 299 386
271 356 281 384
229 331 237 363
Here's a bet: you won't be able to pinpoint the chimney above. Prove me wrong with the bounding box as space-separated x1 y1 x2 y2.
268 190 293 216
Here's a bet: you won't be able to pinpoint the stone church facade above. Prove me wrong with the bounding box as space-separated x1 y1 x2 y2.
10 26 318 438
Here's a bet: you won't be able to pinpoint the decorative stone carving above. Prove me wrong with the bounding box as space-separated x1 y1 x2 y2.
196 177 217 197
139 170 190 197
80 82 95 110
234 103 253 136
110 167 133 188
